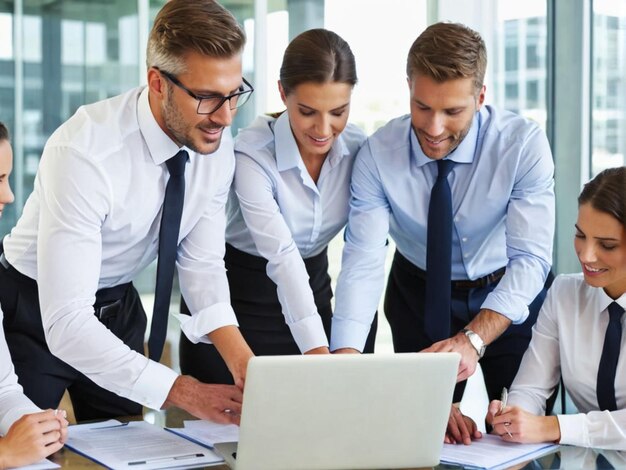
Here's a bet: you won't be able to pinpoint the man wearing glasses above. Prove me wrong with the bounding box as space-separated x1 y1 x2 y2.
0 0 253 423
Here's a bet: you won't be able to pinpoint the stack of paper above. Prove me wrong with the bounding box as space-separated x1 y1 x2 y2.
65 420 224 469
168 419 240 447
440 434 559 470
17 459 59 470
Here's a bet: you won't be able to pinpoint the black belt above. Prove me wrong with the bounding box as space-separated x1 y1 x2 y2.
417 266 505 289
451 268 506 289
394 251 506 290
224 243 329 271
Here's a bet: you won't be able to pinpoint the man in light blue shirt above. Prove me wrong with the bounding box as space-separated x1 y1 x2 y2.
332 22 555 412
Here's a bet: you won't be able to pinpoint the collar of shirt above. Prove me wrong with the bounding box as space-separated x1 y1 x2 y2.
592 286 626 317
273 111 349 173
409 108 482 167
137 87 187 166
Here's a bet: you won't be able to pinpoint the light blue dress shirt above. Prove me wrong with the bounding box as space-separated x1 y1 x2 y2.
332 105 555 351
227 112 366 352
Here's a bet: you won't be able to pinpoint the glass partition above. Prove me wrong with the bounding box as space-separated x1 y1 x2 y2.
591 0 626 175
325 0 427 135
437 0 548 129
0 0 141 235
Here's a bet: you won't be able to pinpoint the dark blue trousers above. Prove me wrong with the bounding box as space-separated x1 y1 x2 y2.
384 249 553 404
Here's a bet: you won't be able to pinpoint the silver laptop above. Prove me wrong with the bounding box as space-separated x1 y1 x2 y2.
215 352 459 470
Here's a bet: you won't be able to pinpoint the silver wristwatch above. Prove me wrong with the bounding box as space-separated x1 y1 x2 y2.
461 328 486 359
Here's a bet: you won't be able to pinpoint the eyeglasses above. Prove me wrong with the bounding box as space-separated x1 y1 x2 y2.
158 69 254 115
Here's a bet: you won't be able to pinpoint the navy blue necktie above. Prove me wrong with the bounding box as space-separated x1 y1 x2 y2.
424 159 454 342
148 150 187 361
597 301 624 411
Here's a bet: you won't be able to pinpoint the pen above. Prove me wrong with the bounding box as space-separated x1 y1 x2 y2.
128 453 205 466
89 421 129 430
499 387 513 438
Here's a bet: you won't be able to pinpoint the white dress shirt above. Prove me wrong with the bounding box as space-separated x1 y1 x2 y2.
509 273 626 449
0 308 39 435
226 113 366 352
2 86 238 410
332 106 555 351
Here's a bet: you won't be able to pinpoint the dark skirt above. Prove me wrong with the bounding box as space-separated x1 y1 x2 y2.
179 243 377 384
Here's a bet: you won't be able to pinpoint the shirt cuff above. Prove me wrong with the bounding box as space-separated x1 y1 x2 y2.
481 293 529 324
0 398 40 435
330 318 372 352
288 314 329 353
557 413 587 447
177 302 239 344
132 360 179 410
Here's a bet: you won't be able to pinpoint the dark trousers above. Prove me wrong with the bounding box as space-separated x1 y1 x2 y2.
180 243 378 384
384 249 553 404
0 245 146 422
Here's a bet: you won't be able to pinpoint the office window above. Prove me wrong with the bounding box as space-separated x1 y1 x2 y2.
494 2 547 129
0 0 141 235
434 0 547 128
0 13 11 60
325 0 427 135
240 7 289 125
526 44 540 69
527 80 540 109
591 0 626 175
527 42 543 70
505 45 519 71
505 83 519 101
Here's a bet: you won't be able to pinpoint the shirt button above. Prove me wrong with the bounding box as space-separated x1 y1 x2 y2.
464 253 470 258
462 237 468 243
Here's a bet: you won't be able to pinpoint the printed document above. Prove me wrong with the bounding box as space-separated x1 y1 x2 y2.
167 419 240 447
16 459 60 470
66 419 223 469
440 433 559 470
